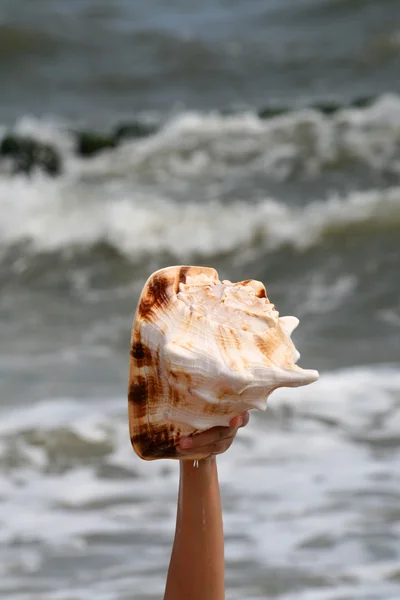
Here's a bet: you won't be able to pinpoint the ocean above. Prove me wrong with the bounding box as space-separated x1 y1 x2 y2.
0 1 400 598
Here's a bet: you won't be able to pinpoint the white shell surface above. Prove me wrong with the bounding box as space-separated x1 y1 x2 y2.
128 266 319 460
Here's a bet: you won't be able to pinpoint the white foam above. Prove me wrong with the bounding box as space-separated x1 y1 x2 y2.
87 94 400 180
3 93 400 182
0 173 399 260
0 365 399 597
1 95 400 260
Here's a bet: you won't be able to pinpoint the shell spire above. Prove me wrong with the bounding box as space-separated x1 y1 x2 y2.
128 266 319 460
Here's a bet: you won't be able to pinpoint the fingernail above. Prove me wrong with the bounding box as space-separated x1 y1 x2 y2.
180 438 192 449
237 417 243 427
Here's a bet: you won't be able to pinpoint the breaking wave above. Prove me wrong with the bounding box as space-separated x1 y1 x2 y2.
1 94 400 263
0 178 399 261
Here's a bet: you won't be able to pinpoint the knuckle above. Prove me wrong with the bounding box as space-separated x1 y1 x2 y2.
241 412 250 427
217 427 227 441
213 440 231 455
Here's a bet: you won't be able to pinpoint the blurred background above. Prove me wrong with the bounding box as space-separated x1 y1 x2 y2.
0 1 400 599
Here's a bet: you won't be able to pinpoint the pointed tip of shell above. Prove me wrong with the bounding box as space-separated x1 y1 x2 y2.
279 316 300 335
305 368 320 382
293 367 320 384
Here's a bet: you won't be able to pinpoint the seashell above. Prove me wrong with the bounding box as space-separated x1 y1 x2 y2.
128 266 319 461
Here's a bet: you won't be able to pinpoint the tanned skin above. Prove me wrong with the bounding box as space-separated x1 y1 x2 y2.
163 412 250 600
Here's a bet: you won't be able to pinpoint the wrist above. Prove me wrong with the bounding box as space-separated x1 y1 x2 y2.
179 455 216 471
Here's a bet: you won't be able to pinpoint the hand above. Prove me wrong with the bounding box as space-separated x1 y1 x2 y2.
177 411 250 459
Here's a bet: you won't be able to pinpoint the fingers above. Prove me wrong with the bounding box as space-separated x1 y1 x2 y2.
179 432 236 458
179 425 236 451
229 411 250 429
208 436 236 456
178 411 250 457
228 415 242 430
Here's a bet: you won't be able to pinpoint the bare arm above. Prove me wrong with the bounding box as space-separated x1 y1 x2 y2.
163 413 249 600
164 456 224 600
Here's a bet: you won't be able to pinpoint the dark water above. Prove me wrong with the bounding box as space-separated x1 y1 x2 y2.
1 0 400 122
0 1 400 599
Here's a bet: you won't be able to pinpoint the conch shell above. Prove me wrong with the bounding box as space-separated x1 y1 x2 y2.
128 266 319 460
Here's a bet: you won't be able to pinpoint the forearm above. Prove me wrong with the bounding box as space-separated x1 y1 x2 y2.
164 456 225 600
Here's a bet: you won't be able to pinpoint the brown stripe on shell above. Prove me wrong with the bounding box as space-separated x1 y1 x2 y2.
130 341 153 366
168 370 192 405
153 347 161 378
137 273 171 320
255 335 270 360
229 328 241 350
174 265 191 293
216 324 243 371
218 325 229 356
128 376 148 411
205 393 235 413
239 278 267 298
255 328 286 363
131 429 179 459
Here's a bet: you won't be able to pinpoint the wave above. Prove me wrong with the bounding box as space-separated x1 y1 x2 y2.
112 93 400 182
1 95 400 263
0 176 399 261
2 94 400 182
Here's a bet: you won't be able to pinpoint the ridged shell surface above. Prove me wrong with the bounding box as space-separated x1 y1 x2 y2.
128 266 319 460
